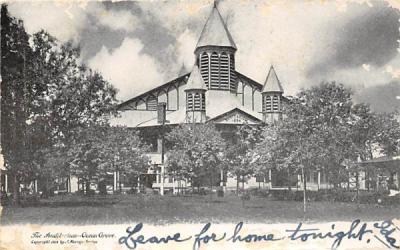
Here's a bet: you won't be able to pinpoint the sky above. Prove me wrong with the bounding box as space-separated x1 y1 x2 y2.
8 0 400 113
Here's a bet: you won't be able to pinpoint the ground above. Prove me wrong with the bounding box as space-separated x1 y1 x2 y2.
1 193 399 225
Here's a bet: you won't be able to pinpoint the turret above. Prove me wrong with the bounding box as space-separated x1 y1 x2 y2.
185 65 207 123
194 3 237 92
262 66 284 123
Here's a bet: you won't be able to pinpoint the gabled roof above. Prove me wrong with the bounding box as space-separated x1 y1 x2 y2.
117 73 189 110
262 66 284 93
195 4 236 50
184 65 207 91
208 107 262 124
235 71 263 90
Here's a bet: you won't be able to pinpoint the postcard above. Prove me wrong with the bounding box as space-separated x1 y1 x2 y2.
1 0 400 249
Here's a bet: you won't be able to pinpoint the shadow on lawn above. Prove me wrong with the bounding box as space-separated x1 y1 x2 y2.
15 195 122 208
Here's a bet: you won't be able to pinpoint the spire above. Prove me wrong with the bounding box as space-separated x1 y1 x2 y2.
195 3 236 50
262 66 284 93
185 65 207 91
178 63 187 76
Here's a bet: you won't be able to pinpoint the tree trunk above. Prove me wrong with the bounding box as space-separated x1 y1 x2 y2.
236 174 240 196
119 172 122 193
210 172 213 201
355 171 360 208
85 180 90 196
302 167 307 219
11 173 20 206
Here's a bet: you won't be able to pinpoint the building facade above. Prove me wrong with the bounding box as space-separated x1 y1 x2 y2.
109 4 332 193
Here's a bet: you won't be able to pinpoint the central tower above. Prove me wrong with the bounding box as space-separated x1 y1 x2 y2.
194 3 237 92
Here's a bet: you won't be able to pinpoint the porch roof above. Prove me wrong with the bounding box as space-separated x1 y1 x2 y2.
358 155 400 170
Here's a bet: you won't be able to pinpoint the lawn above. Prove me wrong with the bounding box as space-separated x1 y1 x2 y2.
1 193 399 225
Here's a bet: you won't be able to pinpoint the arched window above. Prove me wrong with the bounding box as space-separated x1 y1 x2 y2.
220 52 229 90
200 53 209 87
187 93 193 110
210 52 219 89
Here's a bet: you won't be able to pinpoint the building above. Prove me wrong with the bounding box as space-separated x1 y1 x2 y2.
109 3 331 193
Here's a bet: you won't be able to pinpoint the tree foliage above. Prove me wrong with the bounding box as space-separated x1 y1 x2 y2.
66 126 150 193
1 5 118 201
224 124 261 191
165 123 225 187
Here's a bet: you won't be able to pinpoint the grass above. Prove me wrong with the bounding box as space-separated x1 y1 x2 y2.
1 193 399 225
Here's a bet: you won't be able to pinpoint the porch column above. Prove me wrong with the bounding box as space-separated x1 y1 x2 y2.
156 169 160 183
5 173 8 193
220 169 226 191
172 176 176 194
160 165 165 196
67 176 71 193
317 171 321 190
268 169 272 189
137 176 141 193
113 171 117 192
35 179 38 193
117 171 120 191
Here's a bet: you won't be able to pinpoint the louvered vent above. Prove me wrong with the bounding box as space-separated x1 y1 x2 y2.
272 95 279 112
194 93 201 110
200 53 209 87
187 93 193 110
210 52 219 89
229 55 236 91
264 95 272 112
201 93 205 110
220 53 229 90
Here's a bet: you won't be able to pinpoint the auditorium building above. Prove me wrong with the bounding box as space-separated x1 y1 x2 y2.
109 3 329 193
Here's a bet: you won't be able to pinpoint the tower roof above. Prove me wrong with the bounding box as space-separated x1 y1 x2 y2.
262 66 284 93
195 4 236 50
185 65 207 91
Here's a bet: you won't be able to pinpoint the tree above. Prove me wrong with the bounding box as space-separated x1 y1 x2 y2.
67 126 150 195
1 4 32 204
1 5 118 203
252 82 363 215
224 124 261 194
165 123 225 192
99 126 150 192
